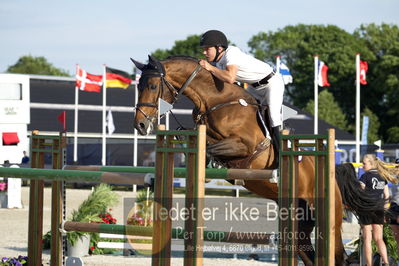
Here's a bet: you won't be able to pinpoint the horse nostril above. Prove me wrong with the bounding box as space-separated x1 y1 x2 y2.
139 122 145 129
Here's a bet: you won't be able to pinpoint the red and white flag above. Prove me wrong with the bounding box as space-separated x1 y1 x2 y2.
359 60 368 85
76 65 103 93
318 60 330 87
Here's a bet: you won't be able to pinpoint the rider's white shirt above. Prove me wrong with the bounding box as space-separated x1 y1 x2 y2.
216 46 274 84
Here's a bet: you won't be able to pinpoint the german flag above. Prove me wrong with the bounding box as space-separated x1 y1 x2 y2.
106 67 132 89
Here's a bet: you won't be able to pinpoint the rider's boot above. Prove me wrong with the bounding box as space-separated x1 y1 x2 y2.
269 126 280 183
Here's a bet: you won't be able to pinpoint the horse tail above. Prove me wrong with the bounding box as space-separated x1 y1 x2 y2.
335 163 385 217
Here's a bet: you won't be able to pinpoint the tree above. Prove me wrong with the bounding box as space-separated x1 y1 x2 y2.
354 23 399 141
151 35 204 60
7 55 70 76
386 127 399 143
304 89 348 131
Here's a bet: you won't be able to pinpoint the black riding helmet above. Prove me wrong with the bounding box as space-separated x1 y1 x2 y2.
200 30 228 48
200 30 228 62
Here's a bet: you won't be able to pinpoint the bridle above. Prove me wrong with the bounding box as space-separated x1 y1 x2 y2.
135 64 202 123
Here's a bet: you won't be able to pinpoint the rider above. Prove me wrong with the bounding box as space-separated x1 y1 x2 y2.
199 29 285 182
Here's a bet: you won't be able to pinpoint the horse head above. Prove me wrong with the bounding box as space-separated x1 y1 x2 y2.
131 56 202 135
131 55 171 135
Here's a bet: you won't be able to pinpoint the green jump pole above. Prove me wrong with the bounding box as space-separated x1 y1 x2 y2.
63 165 273 180
0 168 146 185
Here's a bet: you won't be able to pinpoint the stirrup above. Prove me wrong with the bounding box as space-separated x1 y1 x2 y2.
269 169 279 183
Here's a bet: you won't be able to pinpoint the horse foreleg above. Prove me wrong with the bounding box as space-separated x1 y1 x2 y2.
298 222 315 266
298 199 315 266
334 189 347 266
207 137 249 158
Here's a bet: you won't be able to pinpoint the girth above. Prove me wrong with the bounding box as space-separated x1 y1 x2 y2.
226 138 271 169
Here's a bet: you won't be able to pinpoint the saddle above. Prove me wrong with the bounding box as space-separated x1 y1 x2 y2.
227 107 272 168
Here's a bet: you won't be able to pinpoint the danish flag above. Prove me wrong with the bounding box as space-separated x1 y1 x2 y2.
76 65 103 93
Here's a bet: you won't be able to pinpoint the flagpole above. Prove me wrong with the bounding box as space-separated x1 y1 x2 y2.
356 54 361 164
314 55 319 134
276 56 280 73
276 56 283 120
74 64 79 163
102 65 107 166
133 79 138 193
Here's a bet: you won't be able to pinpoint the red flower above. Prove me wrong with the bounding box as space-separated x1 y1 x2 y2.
90 246 95 251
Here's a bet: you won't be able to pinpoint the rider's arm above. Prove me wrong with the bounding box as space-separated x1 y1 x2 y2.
199 60 238 84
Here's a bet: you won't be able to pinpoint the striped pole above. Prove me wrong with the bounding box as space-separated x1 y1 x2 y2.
63 221 272 245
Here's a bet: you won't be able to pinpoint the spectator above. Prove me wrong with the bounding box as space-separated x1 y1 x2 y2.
21 151 29 164
358 154 397 266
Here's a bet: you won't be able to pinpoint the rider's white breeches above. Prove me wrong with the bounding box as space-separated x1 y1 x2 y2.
246 73 285 128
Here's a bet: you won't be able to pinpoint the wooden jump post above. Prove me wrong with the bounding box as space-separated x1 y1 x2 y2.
279 129 335 266
151 124 206 266
28 133 66 266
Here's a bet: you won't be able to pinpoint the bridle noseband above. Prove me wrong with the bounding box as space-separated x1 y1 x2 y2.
135 64 202 122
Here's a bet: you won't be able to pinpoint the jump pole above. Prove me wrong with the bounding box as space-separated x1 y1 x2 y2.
63 221 273 245
63 165 273 180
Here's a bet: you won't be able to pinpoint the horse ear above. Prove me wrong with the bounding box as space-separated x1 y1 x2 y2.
148 55 158 65
130 58 145 71
148 55 164 73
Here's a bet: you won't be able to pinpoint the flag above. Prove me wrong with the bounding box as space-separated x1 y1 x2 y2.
106 109 115 135
318 60 330 87
360 60 368 85
76 65 103 92
106 67 132 89
279 62 293 85
2 132 19 145
57 111 66 131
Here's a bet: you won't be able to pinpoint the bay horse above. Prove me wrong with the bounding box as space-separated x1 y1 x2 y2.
131 55 384 265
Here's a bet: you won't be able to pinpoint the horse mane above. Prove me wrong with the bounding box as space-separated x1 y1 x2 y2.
161 55 258 105
163 56 200 63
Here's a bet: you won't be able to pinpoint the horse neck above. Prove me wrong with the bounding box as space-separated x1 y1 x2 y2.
165 60 246 111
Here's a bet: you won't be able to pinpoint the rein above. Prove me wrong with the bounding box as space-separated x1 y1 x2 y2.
135 64 202 120
195 100 260 124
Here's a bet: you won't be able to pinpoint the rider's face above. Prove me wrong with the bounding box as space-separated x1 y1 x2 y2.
202 47 217 62
203 46 224 62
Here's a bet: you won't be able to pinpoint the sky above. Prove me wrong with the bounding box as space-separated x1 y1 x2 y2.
1 0 398 75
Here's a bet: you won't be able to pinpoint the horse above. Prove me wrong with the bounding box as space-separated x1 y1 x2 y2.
131 55 384 265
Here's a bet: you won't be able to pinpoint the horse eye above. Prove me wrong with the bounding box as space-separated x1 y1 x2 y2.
150 84 158 90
